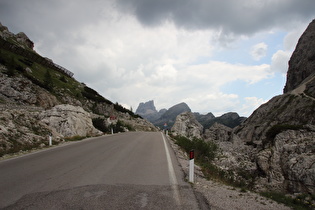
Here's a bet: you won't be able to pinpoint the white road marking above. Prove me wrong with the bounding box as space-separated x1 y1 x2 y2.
161 132 181 206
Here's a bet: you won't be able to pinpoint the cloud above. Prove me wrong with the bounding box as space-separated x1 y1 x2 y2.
283 24 309 51
250 42 268 61
183 92 240 116
270 50 292 74
116 0 315 37
240 97 267 116
0 0 313 117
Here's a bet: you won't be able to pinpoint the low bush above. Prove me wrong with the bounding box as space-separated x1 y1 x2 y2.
260 191 315 210
173 135 218 163
173 135 257 189
92 118 109 133
64 136 86 141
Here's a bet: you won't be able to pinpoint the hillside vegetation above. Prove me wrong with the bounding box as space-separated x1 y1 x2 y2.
0 23 157 157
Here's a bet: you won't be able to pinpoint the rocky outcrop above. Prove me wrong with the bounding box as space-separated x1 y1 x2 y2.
234 94 315 144
0 22 34 50
40 104 102 138
16 32 34 49
0 72 59 108
207 19 315 194
204 123 232 142
284 19 315 93
171 112 203 139
0 106 62 156
256 128 315 193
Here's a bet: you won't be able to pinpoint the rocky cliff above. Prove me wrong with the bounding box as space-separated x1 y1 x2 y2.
0 23 157 157
284 19 315 93
206 19 315 194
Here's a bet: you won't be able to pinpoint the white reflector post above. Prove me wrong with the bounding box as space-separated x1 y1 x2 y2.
189 150 194 183
49 135 52 146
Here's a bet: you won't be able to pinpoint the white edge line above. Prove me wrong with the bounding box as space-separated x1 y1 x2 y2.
161 132 181 206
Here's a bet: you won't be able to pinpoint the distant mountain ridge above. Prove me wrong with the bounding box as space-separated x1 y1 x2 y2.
135 100 246 129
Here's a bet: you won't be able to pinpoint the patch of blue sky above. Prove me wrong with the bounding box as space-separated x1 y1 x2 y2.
208 30 288 66
222 72 286 101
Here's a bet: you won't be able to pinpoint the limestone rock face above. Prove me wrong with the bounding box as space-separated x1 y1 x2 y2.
234 93 315 144
171 112 203 139
284 19 315 93
256 128 315 193
40 104 102 138
16 32 34 49
0 73 59 108
204 122 232 142
0 22 34 50
0 106 62 156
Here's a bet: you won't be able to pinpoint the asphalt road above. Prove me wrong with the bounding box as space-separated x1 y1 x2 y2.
0 132 204 209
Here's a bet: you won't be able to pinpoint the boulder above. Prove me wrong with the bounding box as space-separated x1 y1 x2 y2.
40 104 102 137
171 112 203 139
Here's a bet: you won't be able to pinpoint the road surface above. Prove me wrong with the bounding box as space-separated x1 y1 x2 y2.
0 132 204 209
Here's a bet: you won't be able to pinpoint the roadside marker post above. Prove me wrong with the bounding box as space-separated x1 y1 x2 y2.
48 134 52 146
189 150 194 183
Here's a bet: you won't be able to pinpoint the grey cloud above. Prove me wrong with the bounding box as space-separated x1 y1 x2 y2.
0 0 105 40
116 0 315 35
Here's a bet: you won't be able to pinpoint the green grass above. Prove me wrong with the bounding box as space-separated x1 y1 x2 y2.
0 48 85 100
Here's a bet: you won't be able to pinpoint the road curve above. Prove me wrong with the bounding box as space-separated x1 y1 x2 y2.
0 132 202 209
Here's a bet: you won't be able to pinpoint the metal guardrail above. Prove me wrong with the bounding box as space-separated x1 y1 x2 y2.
0 37 74 78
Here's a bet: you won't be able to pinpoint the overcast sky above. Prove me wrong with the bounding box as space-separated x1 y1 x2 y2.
1 0 314 116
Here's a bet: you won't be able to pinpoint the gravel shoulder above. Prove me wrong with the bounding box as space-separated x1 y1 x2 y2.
167 136 291 210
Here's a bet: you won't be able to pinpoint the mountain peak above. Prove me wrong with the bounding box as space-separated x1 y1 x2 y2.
135 100 157 115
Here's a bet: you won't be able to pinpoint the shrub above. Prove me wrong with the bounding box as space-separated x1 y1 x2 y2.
173 136 218 162
260 191 314 210
173 135 257 189
92 118 109 133
64 136 86 141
